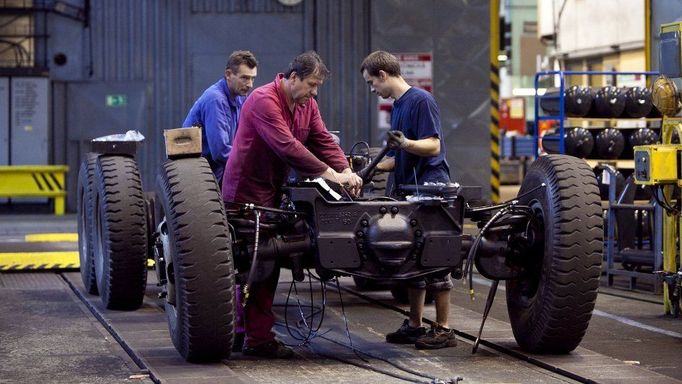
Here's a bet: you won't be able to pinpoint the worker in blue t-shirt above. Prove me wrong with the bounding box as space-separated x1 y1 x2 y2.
360 50 455 350
182 50 258 184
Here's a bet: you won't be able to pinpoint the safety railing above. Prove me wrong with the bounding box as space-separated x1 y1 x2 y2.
0 165 69 215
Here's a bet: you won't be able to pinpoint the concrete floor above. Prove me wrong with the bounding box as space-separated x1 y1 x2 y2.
1 212 681 383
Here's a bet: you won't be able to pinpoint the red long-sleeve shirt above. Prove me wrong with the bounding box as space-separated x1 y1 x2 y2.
222 74 349 206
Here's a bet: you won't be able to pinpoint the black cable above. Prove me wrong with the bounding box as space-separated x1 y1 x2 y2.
278 314 441 383
276 276 462 383
660 185 678 214
463 184 545 296
280 300 329 345
464 207 512 297
333 276 369 363
653 185 678 215
231 201 306 216
285 324 431 383
467 182 545 214
466 204 530 295
282 270 328 345
305 343 432 383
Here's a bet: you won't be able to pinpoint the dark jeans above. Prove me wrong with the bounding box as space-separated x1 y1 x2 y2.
235 268 281 347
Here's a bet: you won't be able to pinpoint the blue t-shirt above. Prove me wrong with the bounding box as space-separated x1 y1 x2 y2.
182 78 246 184
390 87 450 187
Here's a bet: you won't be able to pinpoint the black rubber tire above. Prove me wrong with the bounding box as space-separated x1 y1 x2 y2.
157 157 235 362
389 285 435 305
506 155 602 354
77 153 98 295
93 155 148 310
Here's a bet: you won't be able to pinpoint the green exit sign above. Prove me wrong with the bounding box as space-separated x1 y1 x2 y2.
106 94 127 107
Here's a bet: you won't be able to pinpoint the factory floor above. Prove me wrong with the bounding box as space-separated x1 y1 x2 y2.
1 204 681 383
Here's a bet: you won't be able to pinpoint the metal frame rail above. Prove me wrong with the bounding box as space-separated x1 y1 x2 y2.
602 165 663 290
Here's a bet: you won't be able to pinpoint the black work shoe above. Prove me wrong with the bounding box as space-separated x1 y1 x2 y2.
415 324 457 350
386 319 427 344
232 332 245 352
242 339 294 359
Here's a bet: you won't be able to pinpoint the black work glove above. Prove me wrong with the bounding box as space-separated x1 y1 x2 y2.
386 130 408 149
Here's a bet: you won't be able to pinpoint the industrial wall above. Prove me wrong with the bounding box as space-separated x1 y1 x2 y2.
538 0 645 59
8 0 490 211
649 0 682 72
370 0 490 194
54 0 308 205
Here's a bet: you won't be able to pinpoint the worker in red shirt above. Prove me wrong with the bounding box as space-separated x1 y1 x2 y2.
222 51 362 358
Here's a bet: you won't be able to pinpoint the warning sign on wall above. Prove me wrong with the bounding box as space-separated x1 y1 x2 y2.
395 53 433 92
378 52 433 130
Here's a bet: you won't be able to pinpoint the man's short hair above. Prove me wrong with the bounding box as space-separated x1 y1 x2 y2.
360 50 401 77
226 50 258 73
284 51 330 80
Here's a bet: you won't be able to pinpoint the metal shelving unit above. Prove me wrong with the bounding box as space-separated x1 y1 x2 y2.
533 70 661 158
533 71 666 291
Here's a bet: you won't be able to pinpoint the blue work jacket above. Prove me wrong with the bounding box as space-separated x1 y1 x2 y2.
182 78 246 184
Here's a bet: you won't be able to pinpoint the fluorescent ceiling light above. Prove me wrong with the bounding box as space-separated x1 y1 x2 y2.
512 88 546 96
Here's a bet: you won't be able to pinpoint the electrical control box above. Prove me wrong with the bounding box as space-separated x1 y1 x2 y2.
633 144 681 185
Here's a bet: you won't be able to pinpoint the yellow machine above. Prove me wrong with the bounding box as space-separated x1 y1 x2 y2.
633 144 681 185
635 21 682 315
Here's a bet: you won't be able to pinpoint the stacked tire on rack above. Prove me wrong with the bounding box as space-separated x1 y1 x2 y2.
540 85 656 119
540 85 661 160
77 152 148 310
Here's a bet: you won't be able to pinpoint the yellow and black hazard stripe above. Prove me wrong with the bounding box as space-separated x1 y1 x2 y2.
0 231 156 270
0 251 156 271
0 233 79 270
489 0 501 203
0 165 68 195
0 251 79 271
31 171 64 192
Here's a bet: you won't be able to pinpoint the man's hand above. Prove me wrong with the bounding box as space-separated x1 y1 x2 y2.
336 171 363 197
387 130 408 149
321 167 364 197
